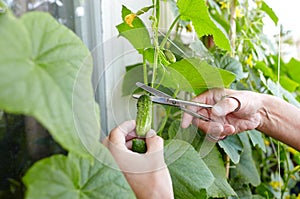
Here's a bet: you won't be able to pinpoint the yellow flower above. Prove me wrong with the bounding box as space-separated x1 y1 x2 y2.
245 54 253 68
256 0 262 8
264 140 270 146
220 2 228 9
270 181 282 190
297 193 300 199
285 195 290 199
235 7 244 18
124 13 137 28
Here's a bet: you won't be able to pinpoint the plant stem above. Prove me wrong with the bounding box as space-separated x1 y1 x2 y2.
157 88 179 136
151 0 160 87
160 15 180 49
229 0 237 56
142 51 148 85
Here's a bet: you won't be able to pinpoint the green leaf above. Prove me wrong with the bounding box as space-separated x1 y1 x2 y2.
247 130 266 152
285 58 300 83
23 153 135 199
255 61 276 80
116 6 152 53
218 135 243 164
122 63 144 96
279 75 299 92
164 139 214 198
0 11 102 156
203 147 237 198
261 1 278 25
177 0 231 52
157 58 236 94
235 133 261 186
219 56 245 81
168 120 202 151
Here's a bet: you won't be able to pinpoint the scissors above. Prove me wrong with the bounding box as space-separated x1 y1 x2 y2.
133 82 214 122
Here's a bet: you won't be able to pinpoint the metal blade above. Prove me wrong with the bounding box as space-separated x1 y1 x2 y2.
136 82 171 98
132 94 175 106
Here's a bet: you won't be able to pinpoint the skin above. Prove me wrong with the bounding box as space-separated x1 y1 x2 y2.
181 88 300 151
103 120 174 199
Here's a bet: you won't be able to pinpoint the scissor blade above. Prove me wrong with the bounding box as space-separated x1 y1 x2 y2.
132 94 176 106
136 82 171 98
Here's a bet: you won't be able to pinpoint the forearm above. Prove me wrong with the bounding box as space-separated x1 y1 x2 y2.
257 94 300 151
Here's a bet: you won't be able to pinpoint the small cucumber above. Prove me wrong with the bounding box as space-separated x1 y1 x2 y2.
135 94 152 137
132 138 147 153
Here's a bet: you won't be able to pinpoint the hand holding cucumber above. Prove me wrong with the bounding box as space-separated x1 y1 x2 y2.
104 120 174 199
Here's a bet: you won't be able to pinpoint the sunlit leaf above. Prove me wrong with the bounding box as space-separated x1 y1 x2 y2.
157 58 236 94
177 0 231 52
116 6 152 53
261 1 278 25
279 75 299 92
285 58 300 83
0 11 102 156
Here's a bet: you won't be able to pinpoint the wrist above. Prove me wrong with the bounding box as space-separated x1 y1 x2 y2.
255 93 271 132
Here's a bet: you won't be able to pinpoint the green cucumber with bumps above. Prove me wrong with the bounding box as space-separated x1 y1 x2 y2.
132 94 152 153
135 94 152 137
132 139 147 153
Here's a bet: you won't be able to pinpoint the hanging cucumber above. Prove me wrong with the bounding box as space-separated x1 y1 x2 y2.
132 94 152 153
135 94 152 136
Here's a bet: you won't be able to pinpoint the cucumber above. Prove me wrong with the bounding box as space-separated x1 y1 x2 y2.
135 94 152 137
132 138 147 153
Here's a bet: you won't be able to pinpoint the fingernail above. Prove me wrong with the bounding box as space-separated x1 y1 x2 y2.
146 129 156 138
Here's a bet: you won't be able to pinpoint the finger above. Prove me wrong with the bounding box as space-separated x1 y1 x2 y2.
145 135 164 153
146 129 156 138
192 118 224 136
117 120 136 136
212 97 240 116
125 139 133 149
109 120 136 146
181 101 203 129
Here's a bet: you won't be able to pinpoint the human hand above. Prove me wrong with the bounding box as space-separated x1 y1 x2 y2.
181 88 263 140
103 120 173 199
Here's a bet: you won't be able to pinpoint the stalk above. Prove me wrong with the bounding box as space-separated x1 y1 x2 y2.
226 0 237 179
142 51 148 85
151 0 160 87
160 15 180 49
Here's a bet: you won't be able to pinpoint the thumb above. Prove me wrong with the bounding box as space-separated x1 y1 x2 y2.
145 135 164 153
212 96 240 116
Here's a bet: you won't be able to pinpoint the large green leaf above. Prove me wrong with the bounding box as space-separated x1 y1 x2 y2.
177 0 231 52
116 6 152 53
158 58 236 94
0 11 101 156
203 147 237 198
218 134 243 164
23 153 135 199
164 139 214 198
235 133 261 186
